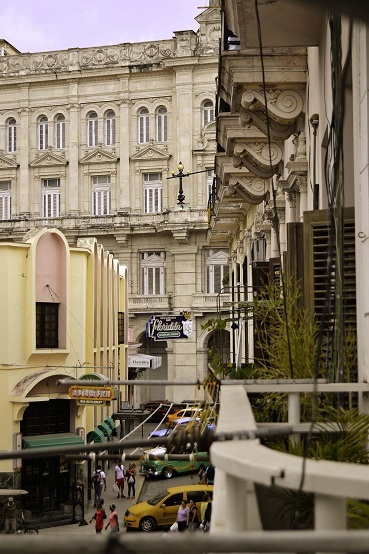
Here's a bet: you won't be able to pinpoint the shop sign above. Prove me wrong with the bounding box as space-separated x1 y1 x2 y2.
68 385 114 406
146 313 193 341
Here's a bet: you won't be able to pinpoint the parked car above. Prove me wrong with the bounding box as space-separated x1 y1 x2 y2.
148 427 172 439
124 484 213 531
140 445 211 479
165 406 203 427
143 401 183 423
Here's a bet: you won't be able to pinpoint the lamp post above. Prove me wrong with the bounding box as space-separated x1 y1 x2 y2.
169 161 191 206
167 161 209 207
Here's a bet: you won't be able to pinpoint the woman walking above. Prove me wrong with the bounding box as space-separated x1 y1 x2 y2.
176 500 190 532
126 462 136 499
188 499 199 531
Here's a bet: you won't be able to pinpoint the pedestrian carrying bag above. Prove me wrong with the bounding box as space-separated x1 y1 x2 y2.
112 482 119 494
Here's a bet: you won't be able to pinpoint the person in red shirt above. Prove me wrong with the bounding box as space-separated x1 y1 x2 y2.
89 500 106 533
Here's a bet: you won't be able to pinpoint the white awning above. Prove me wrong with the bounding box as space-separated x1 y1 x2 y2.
128 354 162 369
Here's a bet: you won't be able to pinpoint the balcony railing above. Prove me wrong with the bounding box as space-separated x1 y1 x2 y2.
129 294 171 312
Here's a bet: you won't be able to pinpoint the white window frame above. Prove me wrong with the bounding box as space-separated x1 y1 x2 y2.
205 249 229 294
143 173 162 214
202 100 215 127
156 106 167 142
42 178 60 218
140 251 166 296
104 110 116 146
55 114 65 149
38 116 49 150
207 169 214 201
0 181 11 220
87 112 98 147
7 118 16 153
138 108 149 144
92 175 111 216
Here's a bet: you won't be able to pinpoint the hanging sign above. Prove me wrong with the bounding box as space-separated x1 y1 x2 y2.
68 385 114 405
146 313 193 341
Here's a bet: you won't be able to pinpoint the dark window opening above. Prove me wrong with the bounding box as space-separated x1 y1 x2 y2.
36 302 59 348
118 312 125 344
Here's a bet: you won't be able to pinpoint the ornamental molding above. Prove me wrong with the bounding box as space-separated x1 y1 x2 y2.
131 143 170 161
29 148 67 167
239 107 296 141
233 141 283 178
228 175 267 205
80 146 117 165
241 89 304 125
0 152 18 169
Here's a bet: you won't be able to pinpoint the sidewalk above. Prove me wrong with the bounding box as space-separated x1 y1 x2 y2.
42 459 145 535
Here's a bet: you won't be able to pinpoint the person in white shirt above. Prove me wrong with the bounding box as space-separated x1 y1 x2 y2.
114 461 126 498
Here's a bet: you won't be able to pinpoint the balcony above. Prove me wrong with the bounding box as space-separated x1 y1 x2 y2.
129 294 171 314
192 293 231 313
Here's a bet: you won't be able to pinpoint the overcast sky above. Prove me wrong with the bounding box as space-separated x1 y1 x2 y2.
3 0 207 53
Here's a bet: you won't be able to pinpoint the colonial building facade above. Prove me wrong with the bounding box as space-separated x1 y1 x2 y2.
0 1 225 404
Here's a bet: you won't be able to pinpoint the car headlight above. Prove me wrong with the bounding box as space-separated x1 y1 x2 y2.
125 509 132 517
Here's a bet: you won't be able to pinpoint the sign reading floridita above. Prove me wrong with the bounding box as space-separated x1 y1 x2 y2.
68 385 114 405
146 313 193 341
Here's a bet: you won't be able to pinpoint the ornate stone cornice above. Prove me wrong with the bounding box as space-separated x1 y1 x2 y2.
233 142 283 177
29 148 67 167
80 146 117 165
228 176 267 205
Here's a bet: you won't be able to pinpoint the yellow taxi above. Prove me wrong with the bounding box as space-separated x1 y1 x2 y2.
165 406 203 427
124 484 213 531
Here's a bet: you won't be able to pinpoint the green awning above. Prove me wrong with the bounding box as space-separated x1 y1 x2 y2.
23 433 84 449
87 428 105 443
98 421 112 438
104 417 115 431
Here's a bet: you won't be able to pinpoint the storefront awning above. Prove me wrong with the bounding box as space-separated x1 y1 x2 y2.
87 428 105 443
98 421 112 438
128 353 162 369
23 433 84 449
104 417 115 430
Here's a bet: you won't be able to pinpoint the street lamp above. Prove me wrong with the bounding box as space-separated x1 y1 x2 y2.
167 161 209 207
169 161 191 206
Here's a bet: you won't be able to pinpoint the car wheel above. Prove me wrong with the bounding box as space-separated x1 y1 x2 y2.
162 466 174 479
139 517 156 532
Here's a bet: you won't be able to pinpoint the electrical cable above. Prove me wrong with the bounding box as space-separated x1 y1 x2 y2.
254 0 295 380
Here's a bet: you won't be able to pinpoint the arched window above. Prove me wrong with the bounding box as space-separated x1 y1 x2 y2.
104 110 116 146
202 100 215 127
138 107 149 144
87 111 98 147
38 116 49 150
54 114 65 149
140 251 166 295
6 118 16 153
156 106 167 142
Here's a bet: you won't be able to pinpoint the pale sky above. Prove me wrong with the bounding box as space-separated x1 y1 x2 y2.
3 0 208 53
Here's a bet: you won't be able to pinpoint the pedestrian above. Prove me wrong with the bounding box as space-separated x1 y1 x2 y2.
198 463 206 484
205 465 215 485
114 461 126 499
105 503 119 534
203 497 212 531
3 496 17 534
111 428 119 456
126 462 136 499
92 465 107 507
200 493 209 528
188 499 199 531
176 499 190 532
89 500 106 533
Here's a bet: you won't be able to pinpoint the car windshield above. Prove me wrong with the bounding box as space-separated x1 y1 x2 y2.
147 490 169 506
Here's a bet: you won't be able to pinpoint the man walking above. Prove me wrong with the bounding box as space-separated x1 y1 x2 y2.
3 496 17 533
92 465 107 507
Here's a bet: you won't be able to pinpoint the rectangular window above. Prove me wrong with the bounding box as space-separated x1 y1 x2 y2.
205 249 229 293
88 119 98 147
140 251 166 295
38 122 48 150
143 173 162 213
42 179 60 218
0 181 11 220
118 312 125 344
92 175 111 215
36 302 59 348
207 169 214 200
55 120 65 149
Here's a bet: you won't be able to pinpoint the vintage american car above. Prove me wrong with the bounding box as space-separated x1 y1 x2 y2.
140 444 211 479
